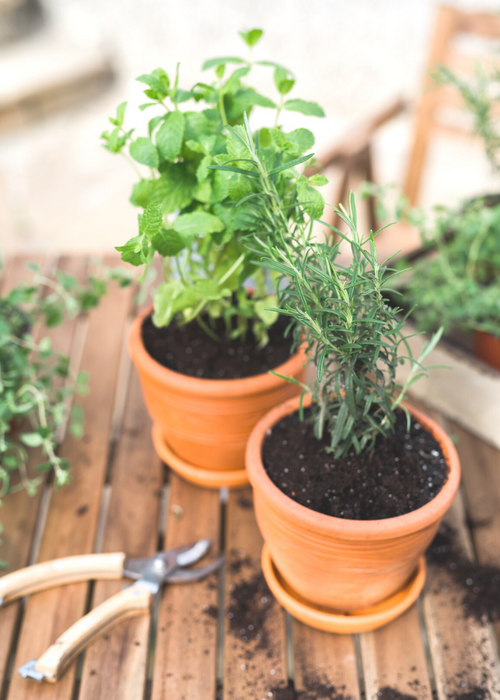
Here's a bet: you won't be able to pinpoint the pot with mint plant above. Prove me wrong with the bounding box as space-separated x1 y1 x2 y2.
218 123 460 631
104 30 328 488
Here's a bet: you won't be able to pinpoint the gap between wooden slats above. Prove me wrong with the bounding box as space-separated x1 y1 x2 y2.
75 368 163 700
410 403 500 700
223 487 288 700
0 256 87 697
6 256 134 700
449 423 500 654
151 474 220 700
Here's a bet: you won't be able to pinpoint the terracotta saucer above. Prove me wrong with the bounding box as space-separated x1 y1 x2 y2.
152 424 249 489
261 544 426 633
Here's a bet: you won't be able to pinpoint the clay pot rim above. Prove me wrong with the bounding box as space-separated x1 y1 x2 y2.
246 394 461 540
128 306 307 398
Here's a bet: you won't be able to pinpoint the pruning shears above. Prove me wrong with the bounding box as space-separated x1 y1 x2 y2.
0 540 222 683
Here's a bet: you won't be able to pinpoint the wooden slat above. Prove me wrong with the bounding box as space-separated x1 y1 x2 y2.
77 368 163 700
0 256 85 691
223 487 288 700
450 422 500 646
293 622 360 699
151 475 220 700
7 257 133 700
423 495 500 700
360 606 432 700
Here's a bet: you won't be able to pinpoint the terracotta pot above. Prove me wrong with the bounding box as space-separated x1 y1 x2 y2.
246 394 460 612
128 308 306 488
473 330 500 372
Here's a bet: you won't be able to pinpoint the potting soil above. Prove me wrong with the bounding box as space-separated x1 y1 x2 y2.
142 313 295 379
263 409 449 520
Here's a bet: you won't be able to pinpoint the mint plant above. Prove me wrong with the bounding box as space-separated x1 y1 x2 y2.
0 263 131 564
212 121 442 457
103 29 325 346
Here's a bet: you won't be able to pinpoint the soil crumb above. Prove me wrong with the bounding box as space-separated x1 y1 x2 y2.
269 678 354 699
226 569 274 654
263 408 449 520
376 688 419 700
142 313 294 379
427 524 500 624
202 604 218 620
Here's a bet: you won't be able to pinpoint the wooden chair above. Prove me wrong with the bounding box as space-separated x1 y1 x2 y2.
405 4 500 207
314 5 500 259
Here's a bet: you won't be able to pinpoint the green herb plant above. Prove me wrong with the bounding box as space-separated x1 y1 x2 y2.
103 29 325 346
0 262 131 564
360 55 500 341
212 120 442 458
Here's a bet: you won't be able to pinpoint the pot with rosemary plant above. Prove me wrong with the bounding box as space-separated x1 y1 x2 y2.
216 125 460 630
105 29 327 488
0 263 130 567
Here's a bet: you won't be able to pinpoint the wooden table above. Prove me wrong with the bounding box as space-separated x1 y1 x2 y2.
1 255 500 700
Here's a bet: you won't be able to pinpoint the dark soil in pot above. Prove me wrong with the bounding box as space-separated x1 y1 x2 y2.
141 313 294 380
262 408 449 520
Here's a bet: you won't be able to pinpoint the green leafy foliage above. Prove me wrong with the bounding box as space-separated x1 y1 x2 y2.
105 30 325 346
215 121 441 457
0 264 133 549
402 197 500 338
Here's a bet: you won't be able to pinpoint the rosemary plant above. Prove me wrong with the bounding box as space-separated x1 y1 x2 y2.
212 120 442 458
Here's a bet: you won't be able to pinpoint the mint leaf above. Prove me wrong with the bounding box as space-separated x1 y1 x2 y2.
297 175 325 218
115 101 127 127
284 99 325 117
255 297 278 326
153 281 198 326
137 68 170 100
274 67 295 95
156 111 185 162
308 174 329 186
229 89 276 118
287 128 315 154
173 212 224 243
130 137 159 168
152 228 185 256
115 236 144 266
202 56 245 70
139 205 163 238
239 29 263 47
156 165 196 213
193 279 229 300
194 179 212 203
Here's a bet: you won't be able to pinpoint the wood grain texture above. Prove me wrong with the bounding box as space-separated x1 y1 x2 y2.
450 422 500 647
0 256 84 690
293 621 360 700
359 605 432 700
403 5 457 206
423 496 500 700
223 487 288 700
78 368 163 700
7 257 134 700
151 474 220 700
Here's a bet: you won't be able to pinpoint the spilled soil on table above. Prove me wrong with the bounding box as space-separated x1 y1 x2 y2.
426 523 500 623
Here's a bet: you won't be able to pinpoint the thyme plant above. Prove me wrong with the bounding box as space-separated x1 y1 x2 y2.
0 262 131 562
212 121 442 458
104 29 325 347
